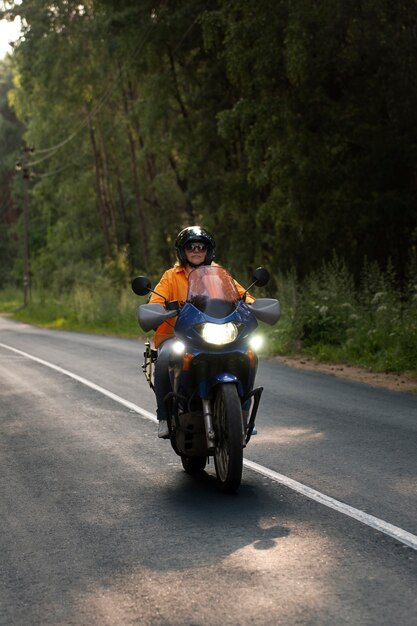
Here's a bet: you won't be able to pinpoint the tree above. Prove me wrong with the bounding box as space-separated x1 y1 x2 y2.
203 0 417 279
1 0 416 292
0 56 24 287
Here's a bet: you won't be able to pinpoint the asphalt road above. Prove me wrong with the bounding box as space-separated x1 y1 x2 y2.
0 317 416 625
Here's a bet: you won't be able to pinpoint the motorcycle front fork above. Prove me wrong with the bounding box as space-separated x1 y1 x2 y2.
202 398 216 450
202 388 263 450
202 397 243 451
169 385 263 452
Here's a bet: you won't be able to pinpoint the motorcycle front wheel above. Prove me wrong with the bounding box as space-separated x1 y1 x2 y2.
213 384 244 494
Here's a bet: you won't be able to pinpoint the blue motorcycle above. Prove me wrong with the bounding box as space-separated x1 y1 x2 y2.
132 266 280 493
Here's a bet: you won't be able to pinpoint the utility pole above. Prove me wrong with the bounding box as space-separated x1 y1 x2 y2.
16 144 34 306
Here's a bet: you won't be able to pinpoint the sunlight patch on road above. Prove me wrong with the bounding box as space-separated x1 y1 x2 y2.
73 538 337 626
251 425 325 444
390 476 417 499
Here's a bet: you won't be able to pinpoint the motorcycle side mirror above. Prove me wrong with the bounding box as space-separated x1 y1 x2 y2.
252 267 270 287
242 267 270 301
131 276 152 296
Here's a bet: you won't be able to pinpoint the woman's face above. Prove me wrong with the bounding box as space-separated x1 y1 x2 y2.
184 241 207 266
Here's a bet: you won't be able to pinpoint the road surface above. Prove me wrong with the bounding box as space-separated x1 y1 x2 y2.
0 317 416 625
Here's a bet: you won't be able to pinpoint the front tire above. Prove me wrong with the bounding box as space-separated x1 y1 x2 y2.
213 384 244 493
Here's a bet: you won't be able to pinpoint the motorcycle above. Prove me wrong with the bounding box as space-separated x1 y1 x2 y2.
131 265 280 493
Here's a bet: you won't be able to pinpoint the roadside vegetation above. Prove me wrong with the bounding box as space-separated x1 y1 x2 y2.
2 254 416 379
1 2 416 383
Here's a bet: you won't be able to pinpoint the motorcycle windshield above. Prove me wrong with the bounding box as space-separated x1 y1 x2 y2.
187 266 241 318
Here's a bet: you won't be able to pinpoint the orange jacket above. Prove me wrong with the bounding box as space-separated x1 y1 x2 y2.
149 264 254 347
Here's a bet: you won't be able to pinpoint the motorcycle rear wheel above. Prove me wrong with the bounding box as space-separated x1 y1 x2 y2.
181 455 207 473
213 384 243 494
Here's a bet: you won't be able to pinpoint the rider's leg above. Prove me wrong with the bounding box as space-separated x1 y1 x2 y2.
153 338 174 437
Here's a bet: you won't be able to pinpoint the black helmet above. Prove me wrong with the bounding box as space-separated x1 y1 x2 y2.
175 226 216 266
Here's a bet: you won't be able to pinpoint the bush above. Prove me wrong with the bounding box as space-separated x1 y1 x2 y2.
1 255 416 376
290 256 417 374
293 254 356 347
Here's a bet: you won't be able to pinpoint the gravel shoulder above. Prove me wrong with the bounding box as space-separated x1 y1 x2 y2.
276 355 417 393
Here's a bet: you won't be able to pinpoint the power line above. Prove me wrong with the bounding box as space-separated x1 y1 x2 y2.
27 6 164 166
34 160 81 178
21 1 201 180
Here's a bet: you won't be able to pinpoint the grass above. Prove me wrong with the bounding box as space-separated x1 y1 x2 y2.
1 256 417 383
0 285 143 337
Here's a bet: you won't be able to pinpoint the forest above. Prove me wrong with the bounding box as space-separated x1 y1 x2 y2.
0 0 416 375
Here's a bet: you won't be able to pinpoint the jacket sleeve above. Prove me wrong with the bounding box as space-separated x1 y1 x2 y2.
149 270 172 306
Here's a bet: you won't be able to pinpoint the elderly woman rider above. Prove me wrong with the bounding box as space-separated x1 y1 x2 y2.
149 226 254 438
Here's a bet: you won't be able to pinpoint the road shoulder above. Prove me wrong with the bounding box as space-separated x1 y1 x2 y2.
275 355 417 393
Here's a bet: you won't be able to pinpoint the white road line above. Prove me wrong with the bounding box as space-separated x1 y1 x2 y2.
2 341 417 551
243 460 417 550
0 342 157 423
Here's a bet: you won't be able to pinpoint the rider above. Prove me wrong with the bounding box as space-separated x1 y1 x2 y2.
149 226 255 438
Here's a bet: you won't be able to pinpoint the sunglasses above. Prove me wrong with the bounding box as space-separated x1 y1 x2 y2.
185 242 207 252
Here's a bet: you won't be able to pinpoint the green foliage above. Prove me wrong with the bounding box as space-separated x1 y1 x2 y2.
1 280 140 336
0 285 22 312
294 254 356 347
0 0 417 376
2 0 417 282
288 256 417 374
0 56 24 287
2 255 415 376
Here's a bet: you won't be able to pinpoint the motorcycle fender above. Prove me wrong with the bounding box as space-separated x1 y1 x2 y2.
215 373 239 384
199 373 244 398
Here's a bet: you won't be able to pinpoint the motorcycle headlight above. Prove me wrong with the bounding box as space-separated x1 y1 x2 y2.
249 334 263 351
198 322 239 346
172 340 185 355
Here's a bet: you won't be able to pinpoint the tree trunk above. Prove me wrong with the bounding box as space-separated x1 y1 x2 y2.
85 102 115 257
121 72 150 271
